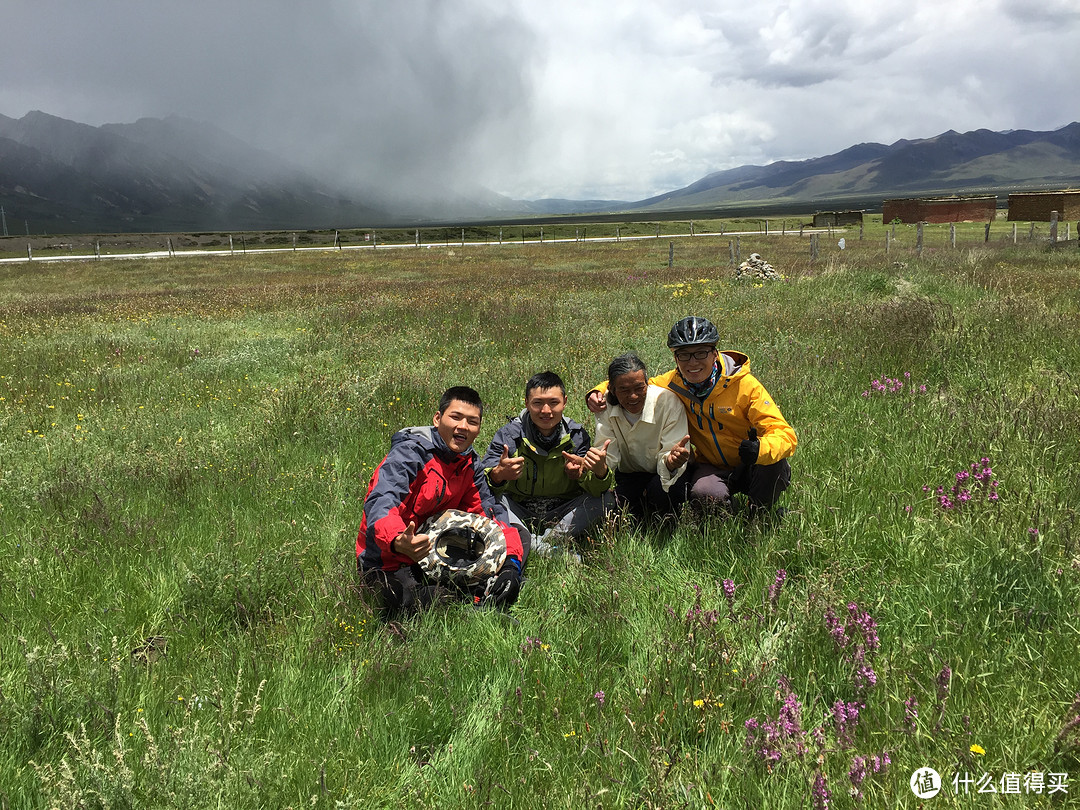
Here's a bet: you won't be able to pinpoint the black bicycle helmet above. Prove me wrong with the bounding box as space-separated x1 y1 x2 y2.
666 316 719 349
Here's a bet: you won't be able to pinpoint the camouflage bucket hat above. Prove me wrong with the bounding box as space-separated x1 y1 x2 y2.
418 509 507 585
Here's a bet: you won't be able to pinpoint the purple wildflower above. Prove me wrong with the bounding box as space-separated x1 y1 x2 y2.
863 372 928 399
722 577 736 604
594 690 605 707
832 700 863 748
744 679 807 764
826 602 880 682
930 456 1001 512
812 772 832 810
937 665 952 702
846 603 880 652
722 578 737 619
768 569 787 609
855 664 878 691
848 755 867 798
904 695 919 734
849 752 890 800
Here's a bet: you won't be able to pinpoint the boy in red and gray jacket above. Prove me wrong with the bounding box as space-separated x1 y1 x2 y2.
357 386 524 618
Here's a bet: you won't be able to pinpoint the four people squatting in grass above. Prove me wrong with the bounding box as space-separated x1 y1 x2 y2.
356 316 796 618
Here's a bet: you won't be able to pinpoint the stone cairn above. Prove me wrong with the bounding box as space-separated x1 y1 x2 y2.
734 253 783 281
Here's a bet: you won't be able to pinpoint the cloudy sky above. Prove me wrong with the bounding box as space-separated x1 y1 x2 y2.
3 0 1079 202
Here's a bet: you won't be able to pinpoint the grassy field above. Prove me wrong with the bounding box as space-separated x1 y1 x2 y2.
2 219 1079 808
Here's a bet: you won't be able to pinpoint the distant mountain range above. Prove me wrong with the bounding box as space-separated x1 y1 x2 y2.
629 123 1080 214
0 111 383 233
2 110 1079 234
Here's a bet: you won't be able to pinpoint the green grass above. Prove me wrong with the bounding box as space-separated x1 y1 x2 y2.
2 221 1079 807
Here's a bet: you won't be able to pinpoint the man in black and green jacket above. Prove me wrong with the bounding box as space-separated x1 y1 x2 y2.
481 371 614 562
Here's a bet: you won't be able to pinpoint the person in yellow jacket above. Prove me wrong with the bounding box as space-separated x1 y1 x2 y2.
587 316 795 515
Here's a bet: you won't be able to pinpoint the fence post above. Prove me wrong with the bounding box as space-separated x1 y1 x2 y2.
1050 211 1059 243
886 231 891 255
27 243 32 261
656 224 660 239
461 228 465 247
1029 222 1036 241
950 223 956 249
1012 223 1017 244
168 237 174 257
764 219 769 235
616 226 620 242
984 222 991 243
229 235 234 255
293 233 297 251
499 228 503 244
690 220 695 237
415 229 420 247
916 222 924 256
729 240 735 268
334 230 340 249
668 241 674 268
241 235 247 253
95 241 101 260
859 222 864 240
810 233 819 261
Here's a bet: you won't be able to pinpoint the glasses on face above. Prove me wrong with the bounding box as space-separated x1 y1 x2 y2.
674 348 715 363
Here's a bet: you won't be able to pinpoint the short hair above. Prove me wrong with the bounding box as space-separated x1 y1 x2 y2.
606 353 648 408
525 371 566 400
439 386 484 419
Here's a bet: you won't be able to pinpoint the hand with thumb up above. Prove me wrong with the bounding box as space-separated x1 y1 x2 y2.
490 444 525 484
581 438 612 477
392 521 431 562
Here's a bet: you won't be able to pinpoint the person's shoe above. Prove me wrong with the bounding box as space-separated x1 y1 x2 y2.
532 538 582 564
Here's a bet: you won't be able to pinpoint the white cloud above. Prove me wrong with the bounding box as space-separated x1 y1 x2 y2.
2 0 1079 203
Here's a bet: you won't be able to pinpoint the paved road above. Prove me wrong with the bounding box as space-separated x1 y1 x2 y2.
0 229 834 266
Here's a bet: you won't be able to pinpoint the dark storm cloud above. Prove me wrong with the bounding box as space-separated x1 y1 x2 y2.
0 0 538 202
5 0 1080 202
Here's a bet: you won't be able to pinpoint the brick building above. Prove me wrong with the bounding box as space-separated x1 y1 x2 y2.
883 196 997 224
1006 191 1080 222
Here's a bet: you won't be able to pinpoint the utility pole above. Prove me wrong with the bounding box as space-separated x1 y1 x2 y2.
1 206 8 237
